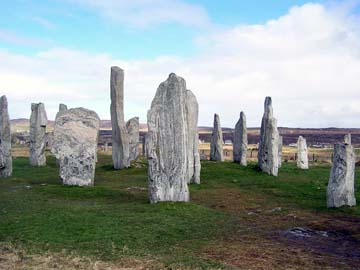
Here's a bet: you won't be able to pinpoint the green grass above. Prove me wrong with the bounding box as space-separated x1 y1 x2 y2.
0 154 359 269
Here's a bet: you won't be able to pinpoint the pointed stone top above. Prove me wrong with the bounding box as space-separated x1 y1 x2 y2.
240 111 246 119
264 96 273 118
0 95 7 101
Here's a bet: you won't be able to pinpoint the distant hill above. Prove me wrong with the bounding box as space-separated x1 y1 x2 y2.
11 119 360 146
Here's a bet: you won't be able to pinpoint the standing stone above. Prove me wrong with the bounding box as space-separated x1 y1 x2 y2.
210 114 224 161
278 135 283 168
52 108 100 186
327 142 356 208
258 97 279 176
344 133 351 144
186 90 201 184
141 135 147 157
297 136 309 169
0 95 12 177
147 73 200 203
55 104 68 166
233 111 247 166
29 103 47 166
126 117 139 162
111 66 130 169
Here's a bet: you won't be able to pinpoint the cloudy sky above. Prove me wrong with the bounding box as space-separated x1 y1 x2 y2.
1 0 360 128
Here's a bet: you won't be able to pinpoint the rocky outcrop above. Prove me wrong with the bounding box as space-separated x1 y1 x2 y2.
110 66 139 169
297 136 309 169
146 73 200 203
126 117 139 162
52 108 100 186
258 97 279 176
0 95 12 177
327 142 356 208
233 111 247 166
29 103 47 166
210 114 224 161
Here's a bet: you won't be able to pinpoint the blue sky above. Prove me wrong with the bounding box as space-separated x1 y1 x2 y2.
1 0 327 58
1 0 360 127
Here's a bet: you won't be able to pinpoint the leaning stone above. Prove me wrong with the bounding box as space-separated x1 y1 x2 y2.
52 108 100 186
210 114 224 161
233 111 247 166
297 136 309 169
0 95 12 177
29 103 47 166
126 117 139 163
327 142 356 208
147 73 200 203
110 66 130 169
258 97 279 176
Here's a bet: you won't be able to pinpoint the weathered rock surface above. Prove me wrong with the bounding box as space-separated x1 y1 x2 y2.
0 95 12 177
210 114 224 161
110 66 139 169
186 90 201 184
110 66 130 169
147 73 200 203
126 117 139 162
344 133 351 145
233 111 247 166
52 108 100 186
297 136 309 169
278 135 283 168
258 97 279 176
29 103 47 166
55 104 68 166
327 142 356 208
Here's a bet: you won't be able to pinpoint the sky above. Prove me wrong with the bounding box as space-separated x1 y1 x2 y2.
1 0 360 128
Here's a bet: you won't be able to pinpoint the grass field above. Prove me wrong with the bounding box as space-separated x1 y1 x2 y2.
0 153 359 269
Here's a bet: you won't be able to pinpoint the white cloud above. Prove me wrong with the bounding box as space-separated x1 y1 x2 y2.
1 3 360 128
31 17 57 30
0 29 50 46
70 0 211 28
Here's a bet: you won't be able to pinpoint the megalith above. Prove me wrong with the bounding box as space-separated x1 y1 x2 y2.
278 135 283 168
110 66 139 169
52 108 100 186
233 111 247 166
146 73 200 203
0 95 12 177
186 90 201 184
210 114 224 161
326 141 356 208
297 136 309 169
29 103 47 166
258 97 279 176
126 117 139 162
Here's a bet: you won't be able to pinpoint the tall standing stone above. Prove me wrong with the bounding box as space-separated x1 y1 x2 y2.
111 66 130 169
297 136 309 169
278 135 283 168
258 97 279 176
210 114 224 161
186 90 201 184
147 73 200 203
233 111 247 166
29 103 47 166
52 108 100 186
126 117 139 162
327 141 356 208
0 95 12 177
